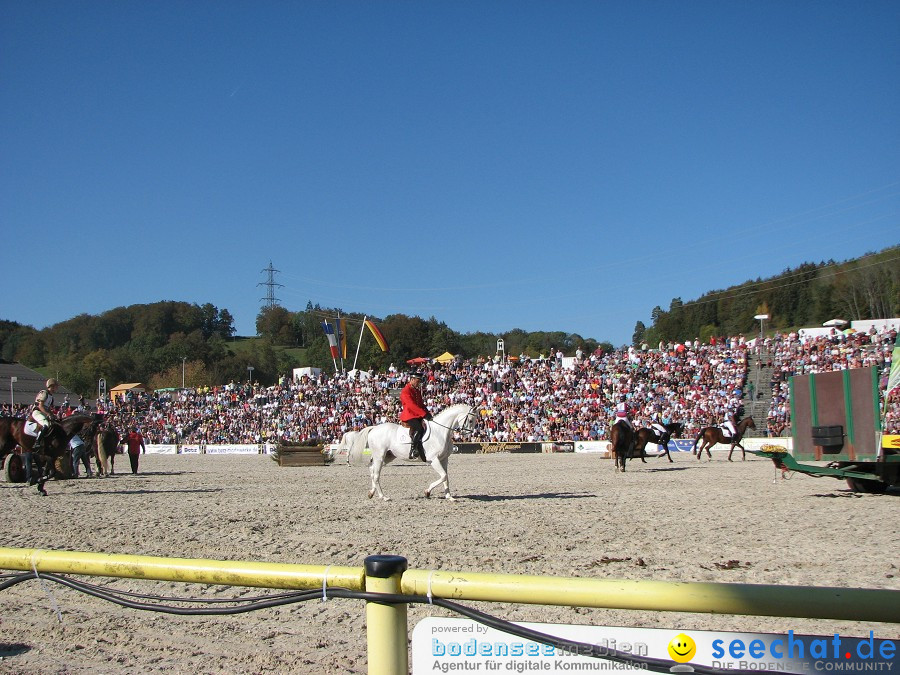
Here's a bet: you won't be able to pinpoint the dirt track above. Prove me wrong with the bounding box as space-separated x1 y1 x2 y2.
0 451 897 673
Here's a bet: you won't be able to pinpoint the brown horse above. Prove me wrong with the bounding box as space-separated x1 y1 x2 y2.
692 417 756 461
609 420 634 472
95 426 120 476
0 417 71 495
634 422 684 463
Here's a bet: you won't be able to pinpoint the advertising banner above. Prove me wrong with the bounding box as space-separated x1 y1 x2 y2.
413 617 898 674
882 435 900 450
455 443 543 454
573 441 608 454
180 445 202 454
145 444 178 455
204 444 260 455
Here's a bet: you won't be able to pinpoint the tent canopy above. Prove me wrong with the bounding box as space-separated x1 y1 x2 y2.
433 351 456 364
822 318 848 327
406 357 429 364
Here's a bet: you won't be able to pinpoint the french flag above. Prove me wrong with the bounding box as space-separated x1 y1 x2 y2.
321 322 339 358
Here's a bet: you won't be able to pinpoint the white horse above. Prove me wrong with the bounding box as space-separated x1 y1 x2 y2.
349 404 476 501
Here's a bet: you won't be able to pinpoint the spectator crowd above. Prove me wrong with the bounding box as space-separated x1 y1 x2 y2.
763 325 898 436
4 325 895 445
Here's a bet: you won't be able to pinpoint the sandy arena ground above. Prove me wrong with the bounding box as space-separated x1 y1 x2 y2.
0 450 898 674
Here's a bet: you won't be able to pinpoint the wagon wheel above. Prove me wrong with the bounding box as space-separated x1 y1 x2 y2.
3 454 26 483
846 477 888 494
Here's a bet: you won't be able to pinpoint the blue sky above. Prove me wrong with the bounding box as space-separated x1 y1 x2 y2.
2 1 898 346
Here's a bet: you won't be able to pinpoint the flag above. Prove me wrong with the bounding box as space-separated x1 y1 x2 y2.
321 321 339 359
365 319 389 352
336 318 347 359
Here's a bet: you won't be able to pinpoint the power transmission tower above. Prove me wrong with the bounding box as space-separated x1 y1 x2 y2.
258 261 284 309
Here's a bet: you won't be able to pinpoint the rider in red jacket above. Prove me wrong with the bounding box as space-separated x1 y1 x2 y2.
400 372 431 461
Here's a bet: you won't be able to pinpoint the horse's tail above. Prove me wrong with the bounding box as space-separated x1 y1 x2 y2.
348 426 373 467
96 433 110 475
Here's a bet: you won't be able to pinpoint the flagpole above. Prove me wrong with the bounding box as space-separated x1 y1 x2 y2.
337 311 345 372
353 316 367 372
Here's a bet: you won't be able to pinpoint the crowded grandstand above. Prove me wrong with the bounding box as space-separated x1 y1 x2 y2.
4 322 896 446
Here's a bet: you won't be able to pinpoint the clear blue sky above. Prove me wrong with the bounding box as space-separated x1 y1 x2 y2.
2 1 898 346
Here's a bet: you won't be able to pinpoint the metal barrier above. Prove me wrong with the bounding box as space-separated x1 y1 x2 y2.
1 546 898 674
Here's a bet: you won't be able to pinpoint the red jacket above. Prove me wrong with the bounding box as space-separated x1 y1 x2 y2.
399 383 429 421
126 431 145 455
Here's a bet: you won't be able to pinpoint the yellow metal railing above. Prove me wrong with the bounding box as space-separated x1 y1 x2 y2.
1 547 898 675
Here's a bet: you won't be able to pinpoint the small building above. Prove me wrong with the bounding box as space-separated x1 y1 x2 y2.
109 383 146 400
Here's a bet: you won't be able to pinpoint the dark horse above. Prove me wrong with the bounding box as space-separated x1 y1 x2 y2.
0 417 71 495
692 417 756 461
609 420 634 472
634 422 684 463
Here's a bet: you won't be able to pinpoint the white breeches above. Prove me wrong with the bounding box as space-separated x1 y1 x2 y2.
31 410 52 428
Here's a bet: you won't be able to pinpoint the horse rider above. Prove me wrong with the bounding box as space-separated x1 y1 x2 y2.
723 403 743 440
31 378 60 451
650 414 671 453
614 395 633 430
400 371 431 461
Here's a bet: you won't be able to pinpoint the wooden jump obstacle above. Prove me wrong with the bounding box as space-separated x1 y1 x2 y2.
274 441 331 467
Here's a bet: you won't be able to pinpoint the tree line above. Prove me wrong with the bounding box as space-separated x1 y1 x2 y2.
255 301 609 376
1 246 896 396
632 246 899 347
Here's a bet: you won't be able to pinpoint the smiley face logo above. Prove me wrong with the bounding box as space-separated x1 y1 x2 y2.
668 633 696 663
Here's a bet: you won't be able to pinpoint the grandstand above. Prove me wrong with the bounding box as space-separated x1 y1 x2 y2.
6 322 894 445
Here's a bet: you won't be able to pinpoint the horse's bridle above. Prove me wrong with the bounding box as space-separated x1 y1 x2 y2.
430 408 478 435
457 409 478 434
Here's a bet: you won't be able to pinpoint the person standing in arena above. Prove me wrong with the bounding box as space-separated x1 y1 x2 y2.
70 433 92 478
400 372 431 461
125 427 146 474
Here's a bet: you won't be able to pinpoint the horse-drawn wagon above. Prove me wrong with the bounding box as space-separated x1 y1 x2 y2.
0 413 120 489
752 366 899 492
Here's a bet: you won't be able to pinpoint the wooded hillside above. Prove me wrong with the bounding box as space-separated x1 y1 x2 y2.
1 246 896 396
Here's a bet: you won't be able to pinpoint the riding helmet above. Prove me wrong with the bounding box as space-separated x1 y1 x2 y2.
46 378 58 388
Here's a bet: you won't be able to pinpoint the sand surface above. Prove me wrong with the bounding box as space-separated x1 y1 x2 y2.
1 451 898 674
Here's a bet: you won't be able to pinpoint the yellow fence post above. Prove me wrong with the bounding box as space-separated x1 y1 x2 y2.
364 555 408 675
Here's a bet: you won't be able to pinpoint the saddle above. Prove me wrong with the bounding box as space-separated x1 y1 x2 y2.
394 422 431 446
